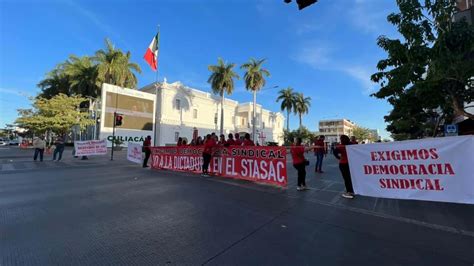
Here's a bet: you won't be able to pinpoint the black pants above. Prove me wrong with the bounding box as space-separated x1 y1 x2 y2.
202 153 211 173
339 163 354 193
143 150 151 167
34 148 44 161
293 163 306 187
53 148 64 161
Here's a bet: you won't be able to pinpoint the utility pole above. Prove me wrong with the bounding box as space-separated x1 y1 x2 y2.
111 112 116 161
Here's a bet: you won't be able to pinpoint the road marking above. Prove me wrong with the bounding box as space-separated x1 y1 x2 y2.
203 173 474 238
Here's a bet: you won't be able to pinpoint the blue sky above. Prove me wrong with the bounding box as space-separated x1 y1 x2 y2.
0 0 399 138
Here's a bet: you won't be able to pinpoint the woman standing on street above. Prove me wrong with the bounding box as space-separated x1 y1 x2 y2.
142 135 152 168
202 134 216 176
333 135 355 199
290 138 319 191
313 135 325 173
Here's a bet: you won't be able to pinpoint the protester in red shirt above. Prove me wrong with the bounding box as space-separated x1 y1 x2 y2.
177 137 183 146
234 133 242 146
142 135 152 168
314 135 326 173
242 133 255 146
202 134 216 176
334 135 355 199
218 134 226 146
225 133 236 147
290 137 319 191
350 136 358 145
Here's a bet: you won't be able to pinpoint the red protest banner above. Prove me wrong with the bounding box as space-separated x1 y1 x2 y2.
150 146 288 187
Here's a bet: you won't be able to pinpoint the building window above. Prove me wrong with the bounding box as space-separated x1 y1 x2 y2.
175 99 181 110
241 118 245 126
262 122 265 129
174 132 179 142
193 109 198 119
214 113 218 124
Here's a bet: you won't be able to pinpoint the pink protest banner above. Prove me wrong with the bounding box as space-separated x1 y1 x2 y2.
150 146 287 187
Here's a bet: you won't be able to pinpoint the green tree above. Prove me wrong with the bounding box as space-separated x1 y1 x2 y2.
371 0 474 138
64 55 100 98
37 64 71 99
283 126 315 144
295 93 311 128
94 38 142 89
276 87 297 132
15 94 95 136
208 58 240 135
241 58 270 141
352 126 371 142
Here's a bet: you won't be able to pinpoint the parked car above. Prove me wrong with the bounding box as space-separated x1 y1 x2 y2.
0 140 8 146
9 139 19 145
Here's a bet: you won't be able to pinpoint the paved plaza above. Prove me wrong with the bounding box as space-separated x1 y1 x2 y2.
1 146 473 265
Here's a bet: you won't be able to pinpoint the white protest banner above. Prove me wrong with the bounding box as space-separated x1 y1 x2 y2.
346 136 474 204
74 139 108 156
127 142 143 164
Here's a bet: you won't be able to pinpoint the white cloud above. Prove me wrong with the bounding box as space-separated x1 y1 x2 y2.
340 66 377 94
292 41 377 94
348 0 392 35
0 88 32 98
63 0 130 48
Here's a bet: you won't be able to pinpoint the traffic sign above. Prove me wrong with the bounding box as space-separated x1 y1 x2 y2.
444 124 458 136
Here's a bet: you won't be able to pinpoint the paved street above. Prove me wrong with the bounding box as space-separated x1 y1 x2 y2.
1 146 473 265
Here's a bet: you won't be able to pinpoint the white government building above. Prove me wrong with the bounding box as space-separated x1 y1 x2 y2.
99 81 285 146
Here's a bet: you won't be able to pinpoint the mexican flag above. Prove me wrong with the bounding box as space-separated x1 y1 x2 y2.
143 31 159 71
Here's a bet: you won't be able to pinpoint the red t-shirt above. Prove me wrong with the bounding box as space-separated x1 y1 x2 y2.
234 139 242 146
143 139 151 151
226 139 236 146
242 139 255 146
291 145 305 165
314 139 325 153
335 144 348 164
203 138 216 155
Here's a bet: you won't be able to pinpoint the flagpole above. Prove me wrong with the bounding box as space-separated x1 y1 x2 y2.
153 25 160 147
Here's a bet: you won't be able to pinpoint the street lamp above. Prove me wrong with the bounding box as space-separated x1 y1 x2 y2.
252 85 279 142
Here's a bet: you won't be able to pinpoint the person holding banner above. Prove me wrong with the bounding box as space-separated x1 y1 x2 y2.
202 134 216 176
234 133 242 146
242 133 255 146
142 135 152 168
333 135 355 199
225 133 236 146
218 134 226 146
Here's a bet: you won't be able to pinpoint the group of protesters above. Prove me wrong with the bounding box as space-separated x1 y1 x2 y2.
176 132 257 147
31 136 66 162
141 132 256 169
141 131 357 200
197 132 256 176
289 134 356 199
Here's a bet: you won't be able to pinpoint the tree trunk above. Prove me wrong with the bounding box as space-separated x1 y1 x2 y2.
220 91 225 135
451 94 474 120
286 110 290 132
299 113 302 128
252 90 257 141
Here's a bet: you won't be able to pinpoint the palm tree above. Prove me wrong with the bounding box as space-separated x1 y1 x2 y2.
94 38 141 89
37 64 71 99
64 55 100 98
241 58 270 141
295 93 311 128
276 87 296 132
208 58 239 135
